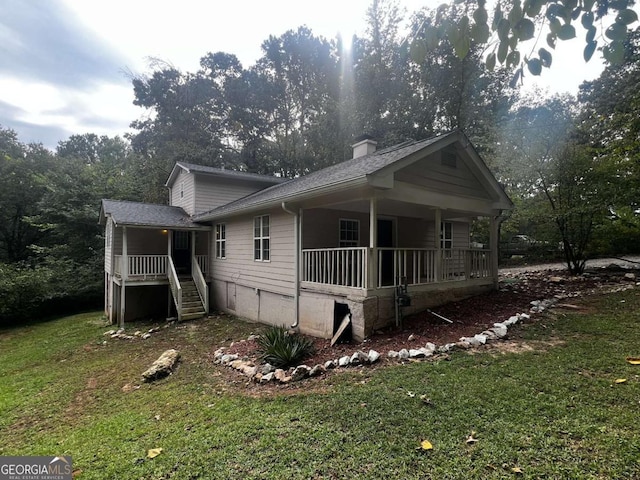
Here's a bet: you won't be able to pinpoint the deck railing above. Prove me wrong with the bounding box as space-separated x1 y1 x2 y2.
301 247 491 289
302 247 367 288
114 255 209 280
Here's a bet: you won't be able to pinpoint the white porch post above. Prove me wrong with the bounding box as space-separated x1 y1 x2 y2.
490 215 500 288
369 197 378 289
119 226 127 328
434 208 441 281
167 230 173 318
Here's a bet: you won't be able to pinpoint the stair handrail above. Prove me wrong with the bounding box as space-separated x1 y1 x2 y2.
168 257 182 321
191 255 209 315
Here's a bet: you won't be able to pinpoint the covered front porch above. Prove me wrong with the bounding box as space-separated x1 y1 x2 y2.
298 197 499 295
291 188 505 340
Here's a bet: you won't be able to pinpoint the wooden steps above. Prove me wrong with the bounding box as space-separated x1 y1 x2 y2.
177 279 207 321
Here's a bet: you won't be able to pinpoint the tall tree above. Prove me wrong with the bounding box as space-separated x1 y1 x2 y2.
255 26 342 176
353 0 416 145
0 127 55 263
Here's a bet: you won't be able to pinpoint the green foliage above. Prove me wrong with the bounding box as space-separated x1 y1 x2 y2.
256 325 315 368
0 263 52 324
411 0 639 80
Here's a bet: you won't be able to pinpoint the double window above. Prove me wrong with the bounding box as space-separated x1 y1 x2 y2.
254 215 270 261
215 224 226 259
339 219 359 247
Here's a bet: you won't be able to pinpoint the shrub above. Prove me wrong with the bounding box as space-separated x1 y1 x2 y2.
256 325 315 368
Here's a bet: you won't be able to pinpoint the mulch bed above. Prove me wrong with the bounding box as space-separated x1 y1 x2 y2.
222 266 638 369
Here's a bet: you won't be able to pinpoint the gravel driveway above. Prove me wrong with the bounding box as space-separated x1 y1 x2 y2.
500 255 640 275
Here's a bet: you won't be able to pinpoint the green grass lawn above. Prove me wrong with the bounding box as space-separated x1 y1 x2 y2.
1 291 640 479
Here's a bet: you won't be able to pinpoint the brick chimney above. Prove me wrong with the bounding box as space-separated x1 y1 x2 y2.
351 135 377 158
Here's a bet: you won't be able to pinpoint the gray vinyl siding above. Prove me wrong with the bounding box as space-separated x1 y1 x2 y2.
126 228 168 255
303 209 433 249
423 220 470 249
194 176 274 216
303 209 369 249
395 151 491 199
105 218 113 274
211 208 296 296
110 227 168 256
170 170 196 214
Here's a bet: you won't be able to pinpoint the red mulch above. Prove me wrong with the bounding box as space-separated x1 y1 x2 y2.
222 267 637 369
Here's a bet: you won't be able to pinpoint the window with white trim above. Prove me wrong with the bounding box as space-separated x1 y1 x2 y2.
215 224 226 259
339 219 359 247
440 221 453 257
254 215 270 261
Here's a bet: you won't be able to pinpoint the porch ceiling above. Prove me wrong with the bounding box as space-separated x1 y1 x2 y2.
306 198 490 221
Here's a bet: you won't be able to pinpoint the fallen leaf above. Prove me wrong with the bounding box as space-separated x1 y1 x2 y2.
466 431 479 444
420 439 433 450
615 378 628 384
511 466 523 474
407 391 416 398
147 448 163 459
626 357 640 365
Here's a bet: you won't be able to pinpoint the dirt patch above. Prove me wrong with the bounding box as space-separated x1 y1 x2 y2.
480 339 566 356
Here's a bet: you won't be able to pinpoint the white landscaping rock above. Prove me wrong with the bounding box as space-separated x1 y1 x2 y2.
260 372 274 383
350 351 368 365
309 364 325 377
424 342 436 354
409 349 425 358
291 365 311 382
367 350 381 363
338 356 351 367
473 334 488 345
491 325 508 338
398 349 410 360
324 360 337 369
387 350 399 359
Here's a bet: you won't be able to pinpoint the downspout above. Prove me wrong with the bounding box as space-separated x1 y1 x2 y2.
491 209 512 288
281 202 300 329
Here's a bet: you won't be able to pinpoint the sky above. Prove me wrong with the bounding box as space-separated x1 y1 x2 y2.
0 0 625 149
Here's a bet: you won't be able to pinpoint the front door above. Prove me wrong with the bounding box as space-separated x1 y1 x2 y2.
377 219 394 286
172 231 191 275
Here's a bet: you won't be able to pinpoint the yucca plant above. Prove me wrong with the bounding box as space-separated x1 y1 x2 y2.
256 325 315 368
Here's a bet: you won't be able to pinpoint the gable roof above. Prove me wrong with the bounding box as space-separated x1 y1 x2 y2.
99 199 207 230
194 130 512 221
165 162 287 188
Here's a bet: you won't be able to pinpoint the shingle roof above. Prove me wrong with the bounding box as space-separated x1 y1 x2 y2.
194 132 453 221
166 162 287 187
100 199 206 229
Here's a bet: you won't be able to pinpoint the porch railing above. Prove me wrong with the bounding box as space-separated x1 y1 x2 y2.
378 248 492 287
114 255 209 279
196 255 208 275
302 247 367 288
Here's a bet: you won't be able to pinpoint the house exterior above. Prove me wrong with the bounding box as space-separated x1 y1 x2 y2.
100 130 513 341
